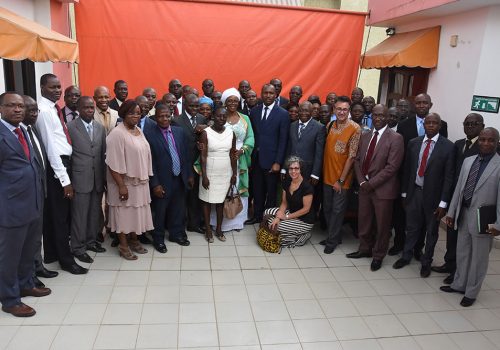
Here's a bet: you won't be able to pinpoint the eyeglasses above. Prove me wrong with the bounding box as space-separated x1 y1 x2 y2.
335 107 349 114
1 103 25 109
288 167 300 171
463 122 483 127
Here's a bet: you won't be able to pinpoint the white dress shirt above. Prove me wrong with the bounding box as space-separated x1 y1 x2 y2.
21 122 45 169
63 106 79 123
261 102 275 120
36 96 72 186
177 98 183 114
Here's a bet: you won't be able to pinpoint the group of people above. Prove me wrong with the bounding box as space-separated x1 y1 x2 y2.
1 74 499 318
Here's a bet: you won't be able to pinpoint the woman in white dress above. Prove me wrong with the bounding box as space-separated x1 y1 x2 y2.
210 88 254 231
199 107 237 242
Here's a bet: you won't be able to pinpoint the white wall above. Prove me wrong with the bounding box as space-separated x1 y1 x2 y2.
397 6 500 141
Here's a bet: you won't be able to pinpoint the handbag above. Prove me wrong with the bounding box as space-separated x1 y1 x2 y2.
256 214 281 253
223 185 243 219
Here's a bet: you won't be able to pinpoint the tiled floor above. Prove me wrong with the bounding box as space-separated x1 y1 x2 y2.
2 224 500 350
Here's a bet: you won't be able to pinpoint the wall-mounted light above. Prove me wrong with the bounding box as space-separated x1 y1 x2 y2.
450 35 458 47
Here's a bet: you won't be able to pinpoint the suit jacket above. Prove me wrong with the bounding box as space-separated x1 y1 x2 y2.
26 125 48 198
285 119 325 179
62 106 78 123
94 107 119 135
276 96 289 107
448 153 500 234
354 127 404 200
402 135 455 210
67 118 106 193
108 98 121 111
144 124 192 191
397 115 448 148
250 104 289 169
172 112 207 165
0 121 42 227
453 138 480 187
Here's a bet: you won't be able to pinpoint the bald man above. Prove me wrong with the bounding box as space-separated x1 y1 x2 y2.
93 86 119 135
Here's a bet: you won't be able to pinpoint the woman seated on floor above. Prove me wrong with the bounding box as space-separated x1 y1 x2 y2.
264 156 315 248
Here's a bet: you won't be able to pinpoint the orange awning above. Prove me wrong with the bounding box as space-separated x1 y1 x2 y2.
361 26 440 69
0 6 78 63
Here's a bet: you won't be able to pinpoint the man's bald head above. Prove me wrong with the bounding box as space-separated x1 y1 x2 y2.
93 86 111 112
478 127 500 156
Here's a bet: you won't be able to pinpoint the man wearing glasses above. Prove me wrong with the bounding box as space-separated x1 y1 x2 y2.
322 96 361 254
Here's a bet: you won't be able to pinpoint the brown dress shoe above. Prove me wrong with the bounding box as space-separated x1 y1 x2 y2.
2 303 36 317
20 287 51 297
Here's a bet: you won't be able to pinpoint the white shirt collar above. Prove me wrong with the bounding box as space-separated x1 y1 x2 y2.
423 133 439 143
263 101 275 111
299 118 312 128
373 124 388 136
1 118 17 132
80 118 93 128
185 111 195 120
39 96 57 108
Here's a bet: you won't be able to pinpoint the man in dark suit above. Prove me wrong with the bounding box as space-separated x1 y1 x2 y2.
135 95 156 132
284 101 325 181
246 84 289 224
393 113 455 277
62 86 80 123
0 92 50 317
172 94 207 237
67 97 107 264
270 78 289 107
22 96 58 287
238 80 252 113
347 104 404 271
240 90 258 116
109 80 128 111
145 105 194 253
433 113 484 284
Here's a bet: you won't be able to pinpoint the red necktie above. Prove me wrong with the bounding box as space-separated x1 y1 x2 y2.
174 105 179 116
362 130 378 177
418 139 432 177
55 104 72 145
14 128 30 159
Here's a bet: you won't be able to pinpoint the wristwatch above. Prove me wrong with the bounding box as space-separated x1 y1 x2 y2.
337 179 345 185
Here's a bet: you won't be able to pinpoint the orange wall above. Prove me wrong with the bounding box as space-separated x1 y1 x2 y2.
50 0 74 89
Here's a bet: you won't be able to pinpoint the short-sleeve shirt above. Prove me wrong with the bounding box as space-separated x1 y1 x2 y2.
283 178 315 224
323 119 361 189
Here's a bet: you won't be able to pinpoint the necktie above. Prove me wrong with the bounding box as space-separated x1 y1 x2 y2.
165 129 181 176
417 119 425 137
14 128 30 159
27 126 43 169
262 106 269 121
55 104 72 145
174 105 179 116
418 139 432 177
87 123 93 141
362 130 378 176
298 123 305 139
191 117 196 128
463 156 483 202
464 139 472 153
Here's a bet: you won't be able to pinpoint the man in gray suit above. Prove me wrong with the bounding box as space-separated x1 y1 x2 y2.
441 128 500 307
393 113 455 277
284 101 325 182
67 96 107 264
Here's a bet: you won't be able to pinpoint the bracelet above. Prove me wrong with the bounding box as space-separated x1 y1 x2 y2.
337 179 345 185
285 213 289 219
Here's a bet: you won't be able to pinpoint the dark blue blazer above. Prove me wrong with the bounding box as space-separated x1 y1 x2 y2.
250 104 289 169
144 124 192 191
0 121 42 227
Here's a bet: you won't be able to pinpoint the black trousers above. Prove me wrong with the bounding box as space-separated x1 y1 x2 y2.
43 166 75 267
251 159 279 220
186 173 202 229
443 226 458 270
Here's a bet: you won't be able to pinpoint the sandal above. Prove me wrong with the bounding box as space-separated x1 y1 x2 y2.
205 229 214 243
215 231 226 242
118 245 137 260
128 236 148 254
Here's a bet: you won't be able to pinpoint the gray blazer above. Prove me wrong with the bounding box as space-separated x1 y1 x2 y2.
285 119 325 179
448 153 500 234
67 117 106 193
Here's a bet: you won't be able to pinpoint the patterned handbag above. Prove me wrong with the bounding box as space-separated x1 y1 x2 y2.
256 215 281 253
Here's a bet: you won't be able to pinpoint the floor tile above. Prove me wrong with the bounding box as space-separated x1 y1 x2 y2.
23 303 70 325
141 303 179 324
82 270 118 285
63 303 107 325
180 285 213 303
340 338 383 350
216 301 254 322
239 256 270 269
329 317 373 340
214 284 248 302
267 256 299 269
330 266 364 281
150 256 182 270
429 311 476 332
351 296 391 316
251 300 290 321
301 341 342 350
286 299 325 319
51 325 99 350
179 302 216 323
115 270 149 286
363 314 409 337
309 281 346 299
236 245 266 257
102 303 142 324
459 308 500 330
382 294 424 314
93 324 139 349
210 245 238 257
448 332 497 350
256 320 299 344
6 325 59 350
273 269 306 283
180 270 212 285
411 293 455 312
413 333 457 349
135 324 178 349
36 285 79 304
178 323 218 348
212 270 244 285
293 318 337 342
0 326 18 349
339 280 377 297
278 283 314 300
246 283 282 302
397 312 443 335
302 268 335 283
109 286 146 303
147 270 181 285
211 256 241 270
144 285 180 303
369 279 406 295
293 255 326 268
243 269 275 284
377 336 421 350
218 322 259 346
180 257 210 270
73 285 113 303
320 298 359 318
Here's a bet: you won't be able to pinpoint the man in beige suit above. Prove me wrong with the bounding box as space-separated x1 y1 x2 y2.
441 127 500 307
346 104 405 271
93 86 118 135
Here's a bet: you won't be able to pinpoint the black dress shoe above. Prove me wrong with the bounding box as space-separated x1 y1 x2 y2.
244 218 260 225
414 250 423 261
431 264 454 274
33 276 45 288
420 265 431 278
440 286 465 294
393 258 410 269
187 226 204 234
443 274 454 285
35 266 59 279
96 232 104 243
139 234 153 245
387 246 402 256
460 296 475 307
319 240 327 246
370 259 382 271
153 242 168 253
75 252 94 264
87 242 106 253
61 263 88 275
168 238 190 246
346 251 372 259
324 245 336 254
111 237 120 247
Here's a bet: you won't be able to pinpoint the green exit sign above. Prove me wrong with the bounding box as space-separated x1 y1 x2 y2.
471 95 499 113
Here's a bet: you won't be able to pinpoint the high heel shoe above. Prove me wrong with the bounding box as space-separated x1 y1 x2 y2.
118 245 137 260
128 235 148 254
205 231 214 243
215 231 226 242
